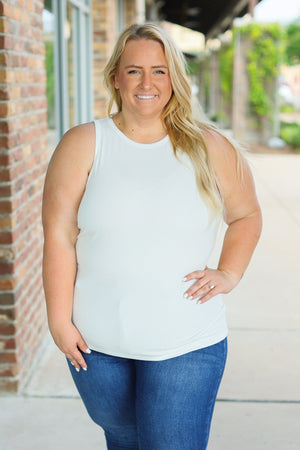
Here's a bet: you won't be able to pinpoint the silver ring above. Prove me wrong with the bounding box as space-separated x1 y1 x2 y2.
209 284 215 290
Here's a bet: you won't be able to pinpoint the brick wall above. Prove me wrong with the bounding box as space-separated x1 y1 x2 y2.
0 0 48 392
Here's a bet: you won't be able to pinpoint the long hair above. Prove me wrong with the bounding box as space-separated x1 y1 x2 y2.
103 23 244 215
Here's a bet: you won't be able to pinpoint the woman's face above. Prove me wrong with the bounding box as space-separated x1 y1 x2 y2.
114 39 173 119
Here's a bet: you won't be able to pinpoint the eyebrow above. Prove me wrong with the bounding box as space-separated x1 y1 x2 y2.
124 65 169 69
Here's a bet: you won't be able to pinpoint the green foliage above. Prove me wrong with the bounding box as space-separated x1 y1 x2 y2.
45 40 55 128
285 19 300 65
239 23 284 119
186 59 201 76
280 104 295 113
280 122 300 149
219 43 234 103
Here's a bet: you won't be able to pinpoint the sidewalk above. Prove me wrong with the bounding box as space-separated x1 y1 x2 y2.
1 153 300 450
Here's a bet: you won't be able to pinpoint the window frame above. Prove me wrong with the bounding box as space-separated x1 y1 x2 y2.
49 0 93 137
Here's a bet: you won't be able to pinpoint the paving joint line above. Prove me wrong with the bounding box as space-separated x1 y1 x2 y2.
217 398 300 404
5 394 300 405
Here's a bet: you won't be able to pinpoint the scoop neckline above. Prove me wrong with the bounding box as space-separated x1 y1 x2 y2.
107 116 170 148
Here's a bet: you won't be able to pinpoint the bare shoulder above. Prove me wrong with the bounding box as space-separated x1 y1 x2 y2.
43 122 96 216
201 127 243 172
201 126 250 188
49 121 95 173
200 126 260 223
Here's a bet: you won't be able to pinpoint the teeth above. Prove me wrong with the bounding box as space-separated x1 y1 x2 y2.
136 95 156 99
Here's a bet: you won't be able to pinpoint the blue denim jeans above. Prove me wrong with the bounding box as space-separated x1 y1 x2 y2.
67 338 227 450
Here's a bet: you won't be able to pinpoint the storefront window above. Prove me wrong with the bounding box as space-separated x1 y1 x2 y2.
67 3 78 128
117 0 125 33
43 0 92 143
43 0 58 152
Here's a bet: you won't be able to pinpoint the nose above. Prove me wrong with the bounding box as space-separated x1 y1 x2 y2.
140 71 152 90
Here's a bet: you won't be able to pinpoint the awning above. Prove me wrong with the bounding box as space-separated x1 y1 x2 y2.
156 0 262 38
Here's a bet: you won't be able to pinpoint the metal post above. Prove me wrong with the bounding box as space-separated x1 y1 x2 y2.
248 0 258 18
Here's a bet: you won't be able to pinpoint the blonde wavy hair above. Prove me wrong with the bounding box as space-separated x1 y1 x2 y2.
103 23 244 215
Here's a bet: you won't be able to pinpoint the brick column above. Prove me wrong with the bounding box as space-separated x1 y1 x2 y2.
0 0 48 392
92 0 143 119
92 0 118 118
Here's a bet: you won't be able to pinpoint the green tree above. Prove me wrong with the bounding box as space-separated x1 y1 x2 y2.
285 19 300 65
240 23 284 118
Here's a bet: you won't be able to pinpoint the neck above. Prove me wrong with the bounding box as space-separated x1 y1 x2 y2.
113 111 167 144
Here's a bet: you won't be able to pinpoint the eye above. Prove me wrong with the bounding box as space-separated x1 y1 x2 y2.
128 69 140 74
154 69 166 74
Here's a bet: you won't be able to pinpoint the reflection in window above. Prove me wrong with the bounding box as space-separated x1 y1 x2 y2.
43 0 92 141
117 0 124 34
67 3 78 128
43 0 58 152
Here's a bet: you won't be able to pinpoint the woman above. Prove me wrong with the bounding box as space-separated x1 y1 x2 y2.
42 23 262 450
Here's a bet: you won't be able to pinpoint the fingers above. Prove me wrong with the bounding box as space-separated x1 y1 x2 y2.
183 269 206 281
51 322 92 372
183 267 239 305
66 342 92 372
63 330 91 372
184 281 218 304
67 346 89 372
77 335 92 356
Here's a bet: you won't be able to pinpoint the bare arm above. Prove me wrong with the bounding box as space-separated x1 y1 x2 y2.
183 131 262 303
42 122 95 370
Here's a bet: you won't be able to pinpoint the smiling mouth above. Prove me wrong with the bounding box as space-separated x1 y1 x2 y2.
135 95 157 100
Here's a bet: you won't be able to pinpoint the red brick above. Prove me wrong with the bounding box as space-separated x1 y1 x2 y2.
11 160 27 178
0 363 20 377
0 152 9 164
0 293 15 306
0 201 13 213
12 6 22 21
0 35 15 51
0 262 14 275
0 306 15 321
0 378 18 392
0 352 17 363
0 3 13 18
0 103 9 117
0 322 16 335
11 148 23 162
0 216 13 230
0 169 11 183
0 185 12 196
10 53 20 67
0 134 17 149
0 233 13 246
0 337 16 350
0 52 9 66
0 121 10 133
0 277 16 290
0 248 15 264
0 87 10 100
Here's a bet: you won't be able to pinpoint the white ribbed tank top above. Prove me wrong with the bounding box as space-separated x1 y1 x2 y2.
72 117 227 360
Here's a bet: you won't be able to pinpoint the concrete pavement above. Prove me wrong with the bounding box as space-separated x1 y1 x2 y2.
1 153 300 450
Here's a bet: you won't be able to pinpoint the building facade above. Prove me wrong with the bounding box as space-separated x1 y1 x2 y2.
0 0 144 393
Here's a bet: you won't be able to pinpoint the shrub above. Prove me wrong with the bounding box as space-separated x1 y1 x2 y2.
280 122 300 149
